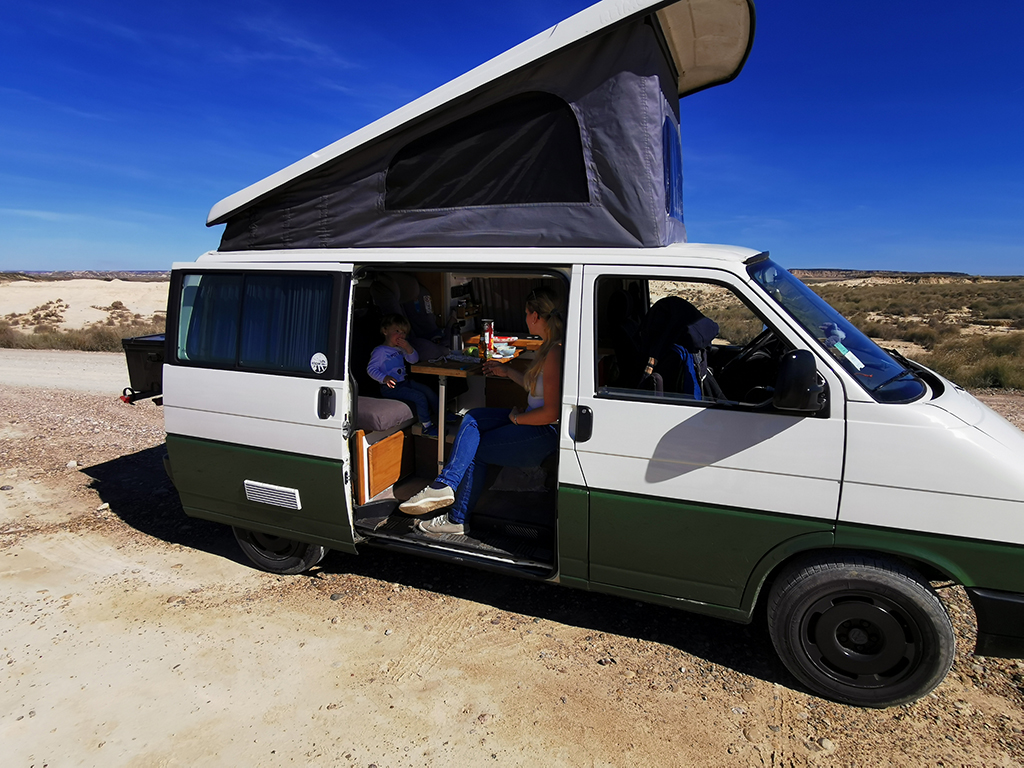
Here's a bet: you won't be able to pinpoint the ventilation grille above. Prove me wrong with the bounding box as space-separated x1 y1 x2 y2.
243 480 301 510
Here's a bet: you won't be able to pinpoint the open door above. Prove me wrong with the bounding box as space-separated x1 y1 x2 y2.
163 262 358 555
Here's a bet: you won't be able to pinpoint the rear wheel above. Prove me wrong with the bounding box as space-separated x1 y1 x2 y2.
232 527 327 575
767 554 954 707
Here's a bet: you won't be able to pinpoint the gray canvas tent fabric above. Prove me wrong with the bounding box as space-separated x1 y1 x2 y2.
217 19 688 251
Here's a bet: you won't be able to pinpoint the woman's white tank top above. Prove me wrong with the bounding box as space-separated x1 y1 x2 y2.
526 372 544 412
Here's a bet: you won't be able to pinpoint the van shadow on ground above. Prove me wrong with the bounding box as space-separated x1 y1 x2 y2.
81 445 241 565
82 445 797 692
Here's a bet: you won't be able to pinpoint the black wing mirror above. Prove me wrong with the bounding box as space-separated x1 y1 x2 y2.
773 350 825 412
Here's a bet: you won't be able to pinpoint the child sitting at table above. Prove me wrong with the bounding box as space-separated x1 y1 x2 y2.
367 314 440 436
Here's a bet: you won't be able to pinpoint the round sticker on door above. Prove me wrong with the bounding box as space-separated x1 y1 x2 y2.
310 353 328 374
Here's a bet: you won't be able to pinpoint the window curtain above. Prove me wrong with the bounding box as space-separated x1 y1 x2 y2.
239 275 332 372
185 274 242 363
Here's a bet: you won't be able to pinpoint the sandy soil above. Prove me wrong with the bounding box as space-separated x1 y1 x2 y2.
0 279 168 330
1 352 1023 767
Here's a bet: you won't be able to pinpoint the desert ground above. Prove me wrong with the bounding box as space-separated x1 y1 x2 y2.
1 356 1023 763
0 278 168 331
2 277 1024 766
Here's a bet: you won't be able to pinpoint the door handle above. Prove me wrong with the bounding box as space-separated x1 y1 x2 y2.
318 387 335 420
575 405 593 443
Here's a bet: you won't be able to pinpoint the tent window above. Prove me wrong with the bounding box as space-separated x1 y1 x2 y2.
386 92 589 210
663 118 683 222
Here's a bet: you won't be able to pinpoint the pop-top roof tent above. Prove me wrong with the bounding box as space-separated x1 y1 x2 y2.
209 0 755 252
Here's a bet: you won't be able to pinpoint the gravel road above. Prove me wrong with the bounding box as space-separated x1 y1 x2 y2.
0 349 132 394
1 350 1022 766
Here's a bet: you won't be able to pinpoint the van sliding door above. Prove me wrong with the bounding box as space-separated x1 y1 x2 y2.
163 263 357 553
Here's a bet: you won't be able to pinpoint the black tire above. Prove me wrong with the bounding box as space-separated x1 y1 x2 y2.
767 554 954 707
232 527 327 575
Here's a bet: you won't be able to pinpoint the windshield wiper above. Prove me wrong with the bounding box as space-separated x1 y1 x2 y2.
874 368 919 391
887 348 915 368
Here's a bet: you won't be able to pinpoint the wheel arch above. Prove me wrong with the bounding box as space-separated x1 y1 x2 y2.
740 537 967 620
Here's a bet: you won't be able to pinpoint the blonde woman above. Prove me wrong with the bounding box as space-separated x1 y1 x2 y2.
400 287 564 535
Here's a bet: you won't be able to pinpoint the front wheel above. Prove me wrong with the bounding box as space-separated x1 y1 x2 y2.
232 527 327 575
767 554 955 707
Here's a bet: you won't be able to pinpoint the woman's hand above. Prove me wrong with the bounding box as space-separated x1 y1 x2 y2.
482 360 509 378
508 406 521 424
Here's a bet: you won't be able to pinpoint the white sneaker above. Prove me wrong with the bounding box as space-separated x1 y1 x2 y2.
398 484 454 516
416 512 468 536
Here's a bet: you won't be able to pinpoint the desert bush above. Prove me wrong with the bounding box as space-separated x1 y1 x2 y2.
859 321 899 340
900 325 940 349
813 278 1024 326
895 321 958 350
0 319 165 352
924 332 1024 389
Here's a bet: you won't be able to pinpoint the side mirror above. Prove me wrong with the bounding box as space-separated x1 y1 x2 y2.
773 350 825 412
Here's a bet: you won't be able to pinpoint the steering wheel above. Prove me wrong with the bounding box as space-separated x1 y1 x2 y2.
720 328 776 376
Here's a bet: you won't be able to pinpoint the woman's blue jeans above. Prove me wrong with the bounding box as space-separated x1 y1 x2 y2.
437 407 558 524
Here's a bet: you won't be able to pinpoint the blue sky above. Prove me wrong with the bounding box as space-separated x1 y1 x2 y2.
2 0 1022 274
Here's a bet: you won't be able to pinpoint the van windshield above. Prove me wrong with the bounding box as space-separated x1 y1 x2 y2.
747 258 926 403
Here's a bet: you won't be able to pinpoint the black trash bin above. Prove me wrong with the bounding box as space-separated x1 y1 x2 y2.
121 333 165 403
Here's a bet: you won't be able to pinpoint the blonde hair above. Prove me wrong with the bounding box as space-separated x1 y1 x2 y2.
523 287 564 396
380 314 410 335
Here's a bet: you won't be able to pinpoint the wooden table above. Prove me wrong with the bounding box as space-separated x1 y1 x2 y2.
410 359 482 472
465 334 543 351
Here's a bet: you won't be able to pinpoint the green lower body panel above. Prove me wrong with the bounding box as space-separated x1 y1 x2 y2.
835 522 1024 593
557 485 589 583
589 489 834 608
166 434 356 554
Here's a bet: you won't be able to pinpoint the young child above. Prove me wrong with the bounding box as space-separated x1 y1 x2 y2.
367 315 441 436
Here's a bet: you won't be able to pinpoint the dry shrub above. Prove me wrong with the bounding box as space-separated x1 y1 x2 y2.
924 332 1024 389
0 321 17 346
0 319 165 352
715 308 764 345
859 322 899 340
813 278 1024 326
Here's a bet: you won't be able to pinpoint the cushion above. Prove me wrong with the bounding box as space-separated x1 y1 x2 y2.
355 396 414 433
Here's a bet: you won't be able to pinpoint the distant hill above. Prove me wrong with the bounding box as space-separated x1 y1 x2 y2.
0 271 169 282
791 268 971 281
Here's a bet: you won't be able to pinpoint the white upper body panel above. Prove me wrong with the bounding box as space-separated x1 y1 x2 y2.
163 366 347 460
185 243 762 270
841 383 1024 545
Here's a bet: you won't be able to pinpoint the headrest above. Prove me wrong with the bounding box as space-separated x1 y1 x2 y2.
607 289 634 321
643 296 719 355
392 272 421 303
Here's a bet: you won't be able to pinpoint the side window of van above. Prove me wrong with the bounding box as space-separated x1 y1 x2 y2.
595 277 787 405
176 272 335 376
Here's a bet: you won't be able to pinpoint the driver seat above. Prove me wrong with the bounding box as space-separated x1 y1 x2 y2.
637 296 723 400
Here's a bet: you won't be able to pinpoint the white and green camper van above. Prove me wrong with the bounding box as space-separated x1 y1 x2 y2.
126 0 1024 708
